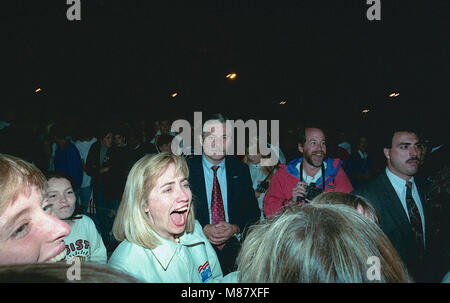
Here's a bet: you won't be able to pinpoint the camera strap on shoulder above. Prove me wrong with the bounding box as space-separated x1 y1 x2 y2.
256 162 280 194
262 161 279 183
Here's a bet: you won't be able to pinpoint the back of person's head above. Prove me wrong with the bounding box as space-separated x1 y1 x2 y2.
237 204 410 283
126 127 140 145
0 262 140 283
156 134 174 149
311 192 380 225
75 123 94 141
0 154 47 215
49 123 68 141
112 153 195 249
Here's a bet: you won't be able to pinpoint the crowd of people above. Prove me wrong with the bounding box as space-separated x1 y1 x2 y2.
0 107 448 283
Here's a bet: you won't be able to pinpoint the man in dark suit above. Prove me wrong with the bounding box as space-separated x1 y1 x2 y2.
186 114 260 275
353 126 442 282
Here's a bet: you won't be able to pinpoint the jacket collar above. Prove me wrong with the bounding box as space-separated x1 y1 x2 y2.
286 157 342 187
379 172 418 241
201 154 226 171
149 230 205 271
150 234 179 271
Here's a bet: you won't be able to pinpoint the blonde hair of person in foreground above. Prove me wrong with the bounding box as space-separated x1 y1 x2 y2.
311 191 380 225
236 203 411 282
0 262 139 283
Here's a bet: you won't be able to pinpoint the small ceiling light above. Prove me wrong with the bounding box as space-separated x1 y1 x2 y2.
389 92 400 97
226 73 237 80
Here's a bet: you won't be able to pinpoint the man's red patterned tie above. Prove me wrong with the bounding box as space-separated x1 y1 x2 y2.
211 165 226 249
405 181 424 255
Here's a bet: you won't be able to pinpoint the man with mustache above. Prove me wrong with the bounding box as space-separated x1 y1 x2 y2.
263 125 353 217
353 126 437 282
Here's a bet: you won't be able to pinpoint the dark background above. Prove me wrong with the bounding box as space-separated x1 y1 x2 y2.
1 0 449 146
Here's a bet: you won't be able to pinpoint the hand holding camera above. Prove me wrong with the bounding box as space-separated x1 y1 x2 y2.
292 181 308 202
292 181 323 204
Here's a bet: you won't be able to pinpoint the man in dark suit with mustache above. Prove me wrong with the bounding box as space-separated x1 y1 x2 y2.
186 114 260 275
353 126 442 282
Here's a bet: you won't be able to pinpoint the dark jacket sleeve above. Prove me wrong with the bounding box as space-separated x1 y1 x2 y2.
229 157 261 238
86 142 100 179
68 144 83 189
186 156 210 228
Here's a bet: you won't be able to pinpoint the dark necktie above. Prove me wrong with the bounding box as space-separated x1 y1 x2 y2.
405 181 424 252
211 165 226 249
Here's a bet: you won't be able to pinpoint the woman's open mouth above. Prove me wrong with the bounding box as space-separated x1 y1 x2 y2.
170 205 189 227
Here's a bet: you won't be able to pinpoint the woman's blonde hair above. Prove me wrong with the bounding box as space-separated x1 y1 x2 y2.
112 153 195 249
311 192 380 225
0 154 47 215
237 204 411 283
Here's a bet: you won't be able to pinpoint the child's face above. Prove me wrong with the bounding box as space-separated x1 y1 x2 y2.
46 178 76 220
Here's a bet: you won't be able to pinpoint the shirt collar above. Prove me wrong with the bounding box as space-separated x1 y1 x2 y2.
202 155 226 171
385 167 415 188
358 150 367 159
249 162 260 168
295 160 327 180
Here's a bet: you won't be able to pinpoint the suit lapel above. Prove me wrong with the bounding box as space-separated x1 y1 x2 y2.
415 177 430 215
415 177 431 247
379 173 414 239
191 156 209 224
225 157 233 219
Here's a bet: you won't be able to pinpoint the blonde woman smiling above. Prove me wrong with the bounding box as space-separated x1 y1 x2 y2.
108 153 223 282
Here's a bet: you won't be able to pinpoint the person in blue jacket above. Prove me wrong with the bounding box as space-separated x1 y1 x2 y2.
51 123 83 190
